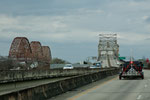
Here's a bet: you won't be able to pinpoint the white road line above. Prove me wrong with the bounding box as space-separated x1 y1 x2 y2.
137 95 142 100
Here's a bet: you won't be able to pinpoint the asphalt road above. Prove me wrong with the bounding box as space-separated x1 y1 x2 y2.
50 70 150 100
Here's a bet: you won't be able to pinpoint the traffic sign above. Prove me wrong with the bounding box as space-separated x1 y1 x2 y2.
119 57 126 60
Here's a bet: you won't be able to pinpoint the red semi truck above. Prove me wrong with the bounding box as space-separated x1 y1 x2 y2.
119 61 144 80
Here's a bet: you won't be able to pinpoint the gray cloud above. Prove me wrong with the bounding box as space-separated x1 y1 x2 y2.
145 17 150 23
145 37 150 40
0 0 150 62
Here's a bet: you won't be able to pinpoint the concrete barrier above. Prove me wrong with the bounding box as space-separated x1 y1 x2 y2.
0 68 117 83
0 68 119 100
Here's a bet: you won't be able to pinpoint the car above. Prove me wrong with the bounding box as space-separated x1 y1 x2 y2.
63 64 74 69
95 62 101 67
90 61 102 68
90 65 97 68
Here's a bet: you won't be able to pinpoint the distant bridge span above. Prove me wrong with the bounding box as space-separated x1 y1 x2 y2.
98 34 120 67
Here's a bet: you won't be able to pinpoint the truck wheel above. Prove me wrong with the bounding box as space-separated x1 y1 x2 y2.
141 75 144 79
119 76 122 80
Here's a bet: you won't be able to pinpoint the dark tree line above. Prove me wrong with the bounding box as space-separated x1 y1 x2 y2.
51 58 70 64
0 56 26 70
0 56 14 70
0 56 71 70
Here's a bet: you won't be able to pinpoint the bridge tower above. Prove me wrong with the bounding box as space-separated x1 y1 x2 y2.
98 34 119 66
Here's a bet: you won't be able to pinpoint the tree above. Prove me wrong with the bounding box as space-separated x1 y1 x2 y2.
0 56 14 70
0 56 26 70
51 58 70 64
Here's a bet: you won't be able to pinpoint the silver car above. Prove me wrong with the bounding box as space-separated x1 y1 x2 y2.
63 64 74 69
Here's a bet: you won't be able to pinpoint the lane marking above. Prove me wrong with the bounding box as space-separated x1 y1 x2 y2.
137 95 142 100
68 77 118 100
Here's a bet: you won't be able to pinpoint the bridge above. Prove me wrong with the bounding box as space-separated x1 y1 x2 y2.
0 34 149 100
98 34 120 68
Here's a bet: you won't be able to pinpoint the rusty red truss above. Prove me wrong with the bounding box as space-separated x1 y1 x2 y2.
42 46 52 63
9 37 32 61
9 37 52 64
30 41 43 61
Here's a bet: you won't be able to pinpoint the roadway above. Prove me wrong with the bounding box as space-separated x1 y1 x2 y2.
50 70 150 100
100 51 120 68
100 51 109 68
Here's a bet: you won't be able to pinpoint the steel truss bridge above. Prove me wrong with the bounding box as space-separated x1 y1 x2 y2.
98 34 120 67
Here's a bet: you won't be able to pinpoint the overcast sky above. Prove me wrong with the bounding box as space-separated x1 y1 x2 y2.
0 0 150 62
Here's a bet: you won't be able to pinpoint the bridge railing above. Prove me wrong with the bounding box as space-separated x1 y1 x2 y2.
0 67 118 83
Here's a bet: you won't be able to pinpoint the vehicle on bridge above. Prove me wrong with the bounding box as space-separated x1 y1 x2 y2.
63 64 74 69
90 61 101 68
119 61 144 80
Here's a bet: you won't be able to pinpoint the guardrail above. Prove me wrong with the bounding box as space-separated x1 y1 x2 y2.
0 68 118 83
0 68 119 100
